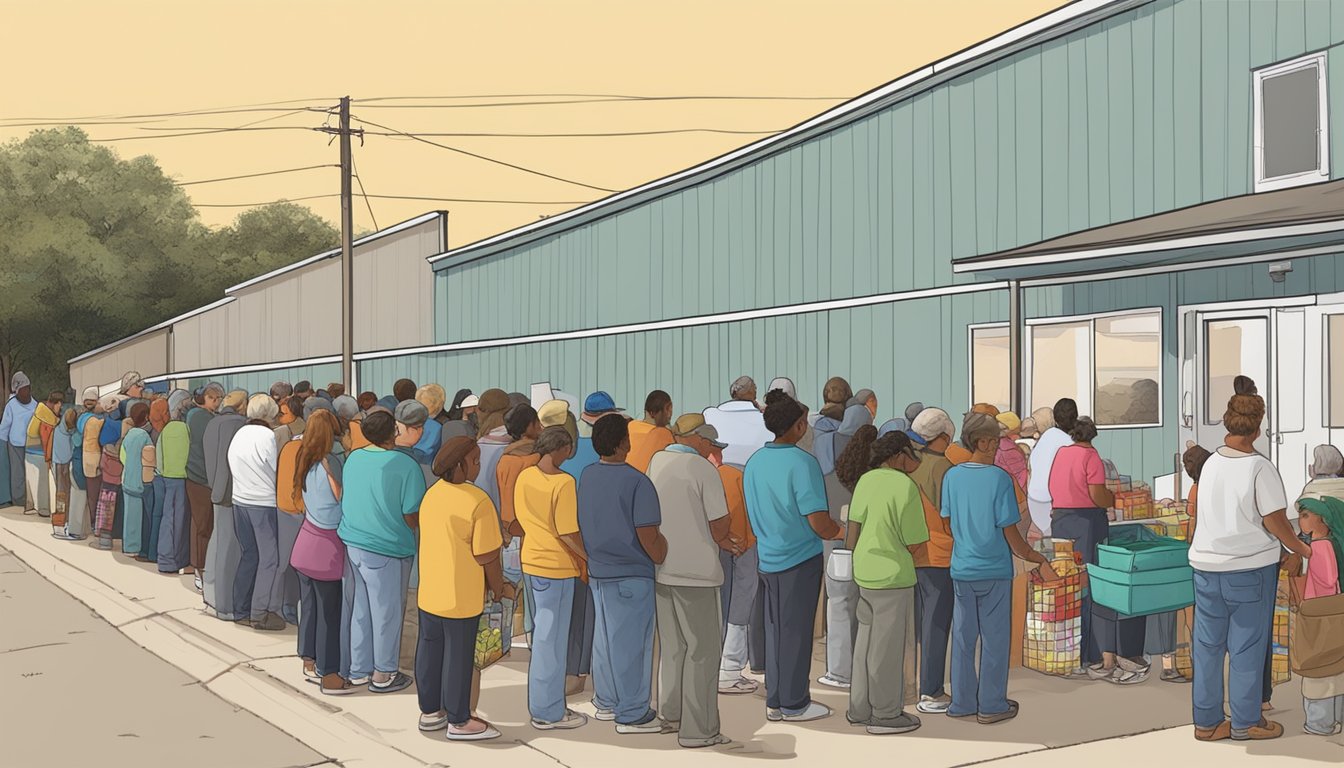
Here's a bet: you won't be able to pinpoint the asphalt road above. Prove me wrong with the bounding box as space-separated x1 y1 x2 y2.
0 542 328 768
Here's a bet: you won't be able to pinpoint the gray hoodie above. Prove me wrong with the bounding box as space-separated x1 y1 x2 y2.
203 406 248 506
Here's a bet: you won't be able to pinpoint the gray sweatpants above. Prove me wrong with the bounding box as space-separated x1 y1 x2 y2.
8 444 26 508
849 586 915 725
824 539 859 684
656 583 723 747
271 510 303 623
204 504 244 620
719 546 759 681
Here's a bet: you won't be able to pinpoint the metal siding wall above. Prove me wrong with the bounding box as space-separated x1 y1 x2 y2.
179 363 342 399
69 329 169 392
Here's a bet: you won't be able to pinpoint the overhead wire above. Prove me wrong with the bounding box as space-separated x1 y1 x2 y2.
192 193 589 208
353 115 617 193
351 157 380 231
362 127 783 138
174 164 338 187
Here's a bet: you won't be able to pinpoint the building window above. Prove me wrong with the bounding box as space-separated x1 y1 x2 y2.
970 325 1011 413
1254 52 1329 192
1204 317 1268 425
1327 315 1344 427
1023 309 1162 428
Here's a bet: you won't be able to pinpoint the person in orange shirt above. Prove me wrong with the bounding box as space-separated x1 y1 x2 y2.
706 421 760 696
496 404 543 537
626 390 676 474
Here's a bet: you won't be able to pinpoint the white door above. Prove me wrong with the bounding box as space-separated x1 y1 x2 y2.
1279 300 1344 504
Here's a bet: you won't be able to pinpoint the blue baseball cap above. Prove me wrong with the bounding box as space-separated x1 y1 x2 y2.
583 391 622 416
906 430 928 446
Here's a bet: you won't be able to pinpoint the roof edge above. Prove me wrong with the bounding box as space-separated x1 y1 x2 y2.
429 0 1142 270
67 296 237 365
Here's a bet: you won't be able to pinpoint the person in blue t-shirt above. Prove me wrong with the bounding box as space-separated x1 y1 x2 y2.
743 389 842 724
577 414 666 731
940 412 1057 726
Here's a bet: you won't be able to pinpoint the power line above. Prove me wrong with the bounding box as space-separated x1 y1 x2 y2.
351 94 847 107
90 126 320 142
192 193 589 208
363 127 783 138
174 164 338 187
0 100 331 124
353 115 616 193
351 158 379 231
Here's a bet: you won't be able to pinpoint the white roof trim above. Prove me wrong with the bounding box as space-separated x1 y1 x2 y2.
428 0 1139 268
143 355 342 383
353 280 1009 362
67 297 236 365
1019 243 1344 287
954 219 1344 273
227 211 445 294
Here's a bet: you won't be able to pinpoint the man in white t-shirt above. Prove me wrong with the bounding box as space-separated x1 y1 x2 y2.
702 376 772 468
646 416 738 749
1026 402 1073 536
1187 387 1311 743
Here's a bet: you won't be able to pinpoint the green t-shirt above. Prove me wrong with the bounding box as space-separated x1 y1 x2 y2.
849 467 930 590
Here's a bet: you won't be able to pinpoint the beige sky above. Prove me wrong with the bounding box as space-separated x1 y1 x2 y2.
2 0 1062 249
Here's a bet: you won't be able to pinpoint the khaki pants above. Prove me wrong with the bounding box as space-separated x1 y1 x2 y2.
850 586 915 724
656 584 722 747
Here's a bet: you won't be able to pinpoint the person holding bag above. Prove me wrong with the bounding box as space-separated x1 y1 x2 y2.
1290 496 1344 736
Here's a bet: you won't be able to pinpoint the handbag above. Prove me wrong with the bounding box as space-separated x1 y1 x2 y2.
1288 578 1344 678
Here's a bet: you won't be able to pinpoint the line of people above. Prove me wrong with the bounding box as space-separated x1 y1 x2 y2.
7 367 1338 745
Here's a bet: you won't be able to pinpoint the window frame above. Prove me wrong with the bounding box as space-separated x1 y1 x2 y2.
967 322 1013 414
967 308 1164 430
1253 51 1330 193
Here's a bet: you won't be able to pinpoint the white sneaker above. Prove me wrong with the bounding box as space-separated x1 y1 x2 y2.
766 708 782 722
782 702 832 722
817 674 851 689
593 707 616 722
616 719 664 735
916 695 952 714
718 676 759 695
194 575 203 592
531 710 588 730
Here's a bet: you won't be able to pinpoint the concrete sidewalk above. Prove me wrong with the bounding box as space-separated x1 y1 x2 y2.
3 505 1338 767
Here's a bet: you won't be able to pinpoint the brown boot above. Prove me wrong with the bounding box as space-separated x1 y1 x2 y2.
320 673 355 696
1233 719 1283 741
1194 720 1231 742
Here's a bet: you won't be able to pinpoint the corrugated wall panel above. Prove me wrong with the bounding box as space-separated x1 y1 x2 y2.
70 329 169 392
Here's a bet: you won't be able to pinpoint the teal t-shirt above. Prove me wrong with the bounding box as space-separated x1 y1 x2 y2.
337 446 428 559
849 468 929 589
743 442 829 573
940 463 1020 582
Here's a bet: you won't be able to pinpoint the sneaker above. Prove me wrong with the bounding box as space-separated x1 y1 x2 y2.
593 707 616 722
616 718 664 735
1232 718 1283 741
845 712 867 726
1160 669 1190 684
1105 657 1150 686
447 718 501 741
252 613 286 632
37 510 50 519
320 674 356 696
532 710 588 730
1194 720 1231 742
369 672 413 694
419 711 449 732
194 575 204 592
1084 663 1112 681
976 700 1019 725
659 719 680 734
867 713 921 735
915 694 952 714
303 661 319 680
89 539 113 551
680 734 732 749
781 702 832 723
22 508 37 516
817 674 850 689
766 708 782 722
51 530 81 541
348 676 371 686
719 677 759 695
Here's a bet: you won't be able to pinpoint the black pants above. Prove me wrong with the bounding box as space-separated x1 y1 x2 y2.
749 578 766 672
1051 508 1147 663
760 554 823 712
415 610 478 724
915 566 954 697
297 574 343 677
566 581 595 677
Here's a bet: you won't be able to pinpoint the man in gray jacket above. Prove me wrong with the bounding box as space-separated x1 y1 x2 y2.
202 390 247 621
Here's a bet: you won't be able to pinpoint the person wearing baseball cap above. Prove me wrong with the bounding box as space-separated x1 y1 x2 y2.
1 371 36 508
570 391 623 483
646 414 738 747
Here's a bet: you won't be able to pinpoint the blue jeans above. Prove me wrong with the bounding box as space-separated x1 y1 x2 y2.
949 578 1012 717
1192 564 1277 731
346 546 412 679
526 574 577 723
233 503 280 621
591 577 656 725
157 478 190 572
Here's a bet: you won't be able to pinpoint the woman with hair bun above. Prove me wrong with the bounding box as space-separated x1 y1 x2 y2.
1188 377 1311 743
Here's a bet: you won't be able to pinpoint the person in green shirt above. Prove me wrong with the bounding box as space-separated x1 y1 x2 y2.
833 426 929 736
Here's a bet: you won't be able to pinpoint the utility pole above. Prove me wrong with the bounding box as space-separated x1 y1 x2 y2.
337 97 355 390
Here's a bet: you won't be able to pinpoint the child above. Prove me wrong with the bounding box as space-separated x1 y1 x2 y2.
1148 444 1211 683
1295 496 1344 736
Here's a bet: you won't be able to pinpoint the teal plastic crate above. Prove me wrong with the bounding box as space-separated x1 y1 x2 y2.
1086 563 1194 617
1096 536 1190 573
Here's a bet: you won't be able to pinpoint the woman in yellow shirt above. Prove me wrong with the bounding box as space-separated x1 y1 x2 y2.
514 426 589 730
416 436 512 741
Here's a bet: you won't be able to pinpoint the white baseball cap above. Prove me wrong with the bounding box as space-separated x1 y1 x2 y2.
460 394 480 408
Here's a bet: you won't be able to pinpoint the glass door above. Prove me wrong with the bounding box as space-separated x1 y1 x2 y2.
1198 313 1272 458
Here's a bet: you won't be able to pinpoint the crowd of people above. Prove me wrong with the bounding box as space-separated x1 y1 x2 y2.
2 367 1341 744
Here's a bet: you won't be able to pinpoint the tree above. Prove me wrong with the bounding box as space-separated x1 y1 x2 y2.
0 128 337 402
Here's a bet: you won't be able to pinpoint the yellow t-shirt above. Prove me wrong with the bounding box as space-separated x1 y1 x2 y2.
417 480 504 619
515 466 582 579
